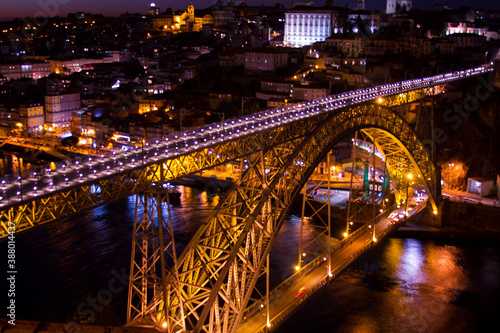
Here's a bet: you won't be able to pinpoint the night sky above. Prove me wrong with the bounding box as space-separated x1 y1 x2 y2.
1 0 500 20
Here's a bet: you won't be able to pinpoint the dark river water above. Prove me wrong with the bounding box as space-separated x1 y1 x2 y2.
1 186 500 332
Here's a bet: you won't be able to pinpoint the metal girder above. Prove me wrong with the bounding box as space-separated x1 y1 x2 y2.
0 84 442 238
138 102 439 333
0 127 298 237
0 86 439 332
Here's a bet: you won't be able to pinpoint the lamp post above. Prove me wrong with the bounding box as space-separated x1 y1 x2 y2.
406 173 413 213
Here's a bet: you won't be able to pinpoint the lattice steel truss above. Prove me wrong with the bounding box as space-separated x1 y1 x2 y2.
129 102 439 333
0 87 437 238
0 89 439 333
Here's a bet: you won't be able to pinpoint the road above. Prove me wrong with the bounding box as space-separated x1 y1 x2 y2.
0 65 492 208
237 198 426 332
442 189 499 207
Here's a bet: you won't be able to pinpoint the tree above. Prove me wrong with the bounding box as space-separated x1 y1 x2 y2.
440 162 468 191
62 135 79 147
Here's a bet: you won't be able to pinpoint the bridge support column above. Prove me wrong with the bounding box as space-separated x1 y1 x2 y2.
298 154 334 271
126 167 184 331
345 131 358 237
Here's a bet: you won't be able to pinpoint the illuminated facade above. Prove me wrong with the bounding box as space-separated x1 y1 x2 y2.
284 8 333 48
445 22 488 37
0 62 51 80
151 3 214 33
18 103 44 134
148 3 160 16
45 93 81 136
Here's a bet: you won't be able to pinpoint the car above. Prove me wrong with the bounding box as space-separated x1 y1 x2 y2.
294 287 307 297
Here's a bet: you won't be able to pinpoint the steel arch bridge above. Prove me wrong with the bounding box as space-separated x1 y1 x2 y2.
0 66 493 333
126 102 439 333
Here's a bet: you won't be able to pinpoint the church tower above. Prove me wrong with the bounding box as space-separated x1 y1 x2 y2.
187 2 195 22
386 0 412 14
399 0 412 12
357 0 365 10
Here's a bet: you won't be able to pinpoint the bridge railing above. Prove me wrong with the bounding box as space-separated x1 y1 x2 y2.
253 201 428 332
254 240 374 333
242 203 397 322
0 65 494 207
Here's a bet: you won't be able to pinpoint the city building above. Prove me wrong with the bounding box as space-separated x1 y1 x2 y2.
211 0 236 28
218 48 246 70
48 58 106 75
18 103 44 134
44 93 81 137
432 38 456 55
386 0 412 15
467 177 494 196
284 7 333 48
0 61 51 80
325 34 364 57
151 3 214 33
148 2 160 16
357 0 365 11
445 21 488 36
284 5 380 48
244 48 289 72
292 84 328 101
447 33 487 50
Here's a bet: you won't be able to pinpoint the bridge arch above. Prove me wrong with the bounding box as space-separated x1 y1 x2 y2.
135 102 438 332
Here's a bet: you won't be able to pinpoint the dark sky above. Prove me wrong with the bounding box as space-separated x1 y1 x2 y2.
1 0 499 20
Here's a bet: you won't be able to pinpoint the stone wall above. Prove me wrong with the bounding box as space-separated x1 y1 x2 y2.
439 199 500 237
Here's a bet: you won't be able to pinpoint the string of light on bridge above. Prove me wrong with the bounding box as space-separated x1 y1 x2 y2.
0 65 493 207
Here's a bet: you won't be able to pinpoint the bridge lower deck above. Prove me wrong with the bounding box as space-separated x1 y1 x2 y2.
238 200 427 332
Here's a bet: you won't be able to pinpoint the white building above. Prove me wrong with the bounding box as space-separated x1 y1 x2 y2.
0 61 51 80
467 177 494 197
445 22 488 37
284 9 333 48
386 0 412 14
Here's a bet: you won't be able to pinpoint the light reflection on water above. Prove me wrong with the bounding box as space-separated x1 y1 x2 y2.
1 185 499 332
275 238 500 333
0 185 310 325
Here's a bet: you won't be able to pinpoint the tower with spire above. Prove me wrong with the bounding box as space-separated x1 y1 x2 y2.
386 0 412 14
357 0 365 10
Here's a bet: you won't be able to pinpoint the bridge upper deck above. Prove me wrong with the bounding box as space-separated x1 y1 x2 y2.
0 65 493 235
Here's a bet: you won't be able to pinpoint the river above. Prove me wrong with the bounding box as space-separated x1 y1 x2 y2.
1 186 499 332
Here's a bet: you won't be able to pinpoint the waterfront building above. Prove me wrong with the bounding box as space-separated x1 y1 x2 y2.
18 103 44 134
44 93 81 137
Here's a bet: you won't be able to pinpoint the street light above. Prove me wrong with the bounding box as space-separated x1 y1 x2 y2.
406 173 413 213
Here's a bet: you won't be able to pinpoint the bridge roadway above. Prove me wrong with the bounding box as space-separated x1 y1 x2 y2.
0 65 491 214
237 199 427 333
